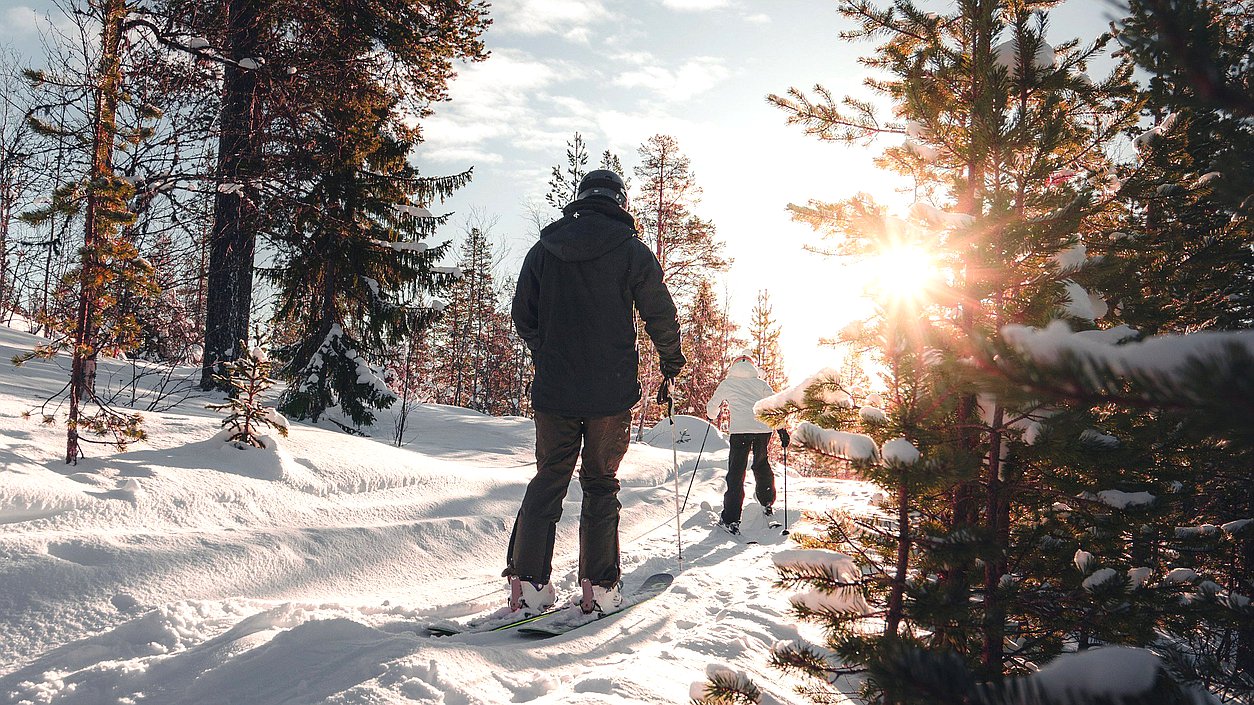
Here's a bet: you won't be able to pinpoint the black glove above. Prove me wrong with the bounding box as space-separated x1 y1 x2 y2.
656 377 675 405
659 360 683 379
777 428 791 448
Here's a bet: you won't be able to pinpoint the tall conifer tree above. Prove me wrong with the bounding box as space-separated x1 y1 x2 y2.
727 0 1157 700
631 134 728 433
678 278 737 417
271 2 487 429
749 289 787 391
545 132 589 211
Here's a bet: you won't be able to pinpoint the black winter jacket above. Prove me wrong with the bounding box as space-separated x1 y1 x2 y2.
512 198 685 418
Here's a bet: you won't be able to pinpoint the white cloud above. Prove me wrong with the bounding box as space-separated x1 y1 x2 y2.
493 0 615 39
661 0 732 9
744 13 771 24
419 50 605 165
611 51 655 66
1 6 41 36
420 50 561 155
613 57 731 101
419 146 505 165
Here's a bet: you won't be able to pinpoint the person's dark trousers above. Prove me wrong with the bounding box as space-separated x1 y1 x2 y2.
505 410 632 587
721 432 776 524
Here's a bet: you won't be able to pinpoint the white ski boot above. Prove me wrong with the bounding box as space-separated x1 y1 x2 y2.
579 579 623 614
509 577 556 617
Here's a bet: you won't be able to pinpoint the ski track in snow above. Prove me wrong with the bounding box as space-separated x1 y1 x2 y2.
0 324 879 704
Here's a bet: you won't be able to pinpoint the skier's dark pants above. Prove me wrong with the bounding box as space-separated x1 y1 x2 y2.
506 410 632 587
721 432 776 524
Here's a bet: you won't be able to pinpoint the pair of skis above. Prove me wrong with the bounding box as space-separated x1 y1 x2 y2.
425 573 673 639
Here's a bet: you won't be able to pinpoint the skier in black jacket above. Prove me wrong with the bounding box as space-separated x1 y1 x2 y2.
505 169 685 616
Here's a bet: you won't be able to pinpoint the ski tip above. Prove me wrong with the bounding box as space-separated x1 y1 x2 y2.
640 572 675 589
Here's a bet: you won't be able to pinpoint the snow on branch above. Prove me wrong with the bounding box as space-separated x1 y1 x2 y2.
773 549 873 618
1031 647 1165 703
690 664 763 705
791 422 878 462
1002 321 1254 387
909 202 974 229
881 437 920 465
1133 112 1180 150
754 368 852 424
370 239 430 253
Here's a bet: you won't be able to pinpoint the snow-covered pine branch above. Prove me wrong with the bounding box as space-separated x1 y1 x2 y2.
791 423 879 463
689 664 763 705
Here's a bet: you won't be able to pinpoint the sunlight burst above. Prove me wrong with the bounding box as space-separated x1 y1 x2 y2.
865 245 938 304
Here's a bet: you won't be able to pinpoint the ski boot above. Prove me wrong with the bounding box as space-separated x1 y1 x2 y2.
579 579 623 614
509 577 556 617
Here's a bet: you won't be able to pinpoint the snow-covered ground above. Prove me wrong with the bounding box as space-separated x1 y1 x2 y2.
0 324 882 705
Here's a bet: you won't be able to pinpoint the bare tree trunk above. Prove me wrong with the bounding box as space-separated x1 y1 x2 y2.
982 406 1007 675
202 0 263 389
1237 490 1254 678
68 0 126 464
0 181 11 320
885 472 911 634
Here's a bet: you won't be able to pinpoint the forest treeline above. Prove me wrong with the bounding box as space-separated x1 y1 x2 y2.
0 1 787 460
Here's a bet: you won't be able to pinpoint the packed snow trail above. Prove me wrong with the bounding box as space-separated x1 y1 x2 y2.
0 324 883 704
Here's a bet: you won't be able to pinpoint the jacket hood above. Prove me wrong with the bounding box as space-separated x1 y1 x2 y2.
538 198 637 263
728 360 762 379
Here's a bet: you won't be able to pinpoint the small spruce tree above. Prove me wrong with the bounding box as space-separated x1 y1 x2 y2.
208 339 287 449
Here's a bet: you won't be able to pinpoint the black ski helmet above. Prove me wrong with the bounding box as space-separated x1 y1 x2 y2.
576 169 628 207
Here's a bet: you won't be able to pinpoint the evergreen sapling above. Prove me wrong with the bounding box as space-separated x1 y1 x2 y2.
208 339 287 449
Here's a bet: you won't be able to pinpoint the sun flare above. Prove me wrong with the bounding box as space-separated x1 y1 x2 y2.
865 245 938 303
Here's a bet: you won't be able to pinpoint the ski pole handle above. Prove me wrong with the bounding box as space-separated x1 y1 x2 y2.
656 377 675 418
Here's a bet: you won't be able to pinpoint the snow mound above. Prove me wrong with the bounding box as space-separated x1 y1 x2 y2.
640 415 728 452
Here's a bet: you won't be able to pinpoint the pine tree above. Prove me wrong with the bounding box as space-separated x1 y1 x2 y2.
754 0 1154 699
272 83 464 429
599 149 631 192
268 0 487 431
156 0 491 391
0 49 37 324
430 226 500 413
545 132 589 210
496 274 534 418
17 0 165 463
631 134 729 434
632 134 728 304
748 290 787 391
678 278 736 417
959 2 1254 695
207 339 287 448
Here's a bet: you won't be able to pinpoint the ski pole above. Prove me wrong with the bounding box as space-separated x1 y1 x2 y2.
657 379 682 564
781 442 790 536
678 420 713 514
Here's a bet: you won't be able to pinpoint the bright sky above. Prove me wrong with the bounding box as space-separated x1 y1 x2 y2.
412 0 1123 383
0 0 1120 383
